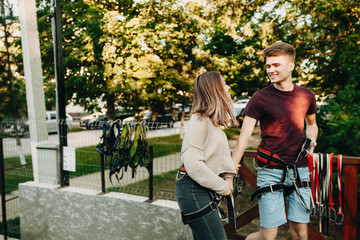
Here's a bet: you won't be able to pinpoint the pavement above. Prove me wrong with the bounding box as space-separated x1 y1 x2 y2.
0 235 18 240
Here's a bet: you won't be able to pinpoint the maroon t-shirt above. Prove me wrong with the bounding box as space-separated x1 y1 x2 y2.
244 84 317 168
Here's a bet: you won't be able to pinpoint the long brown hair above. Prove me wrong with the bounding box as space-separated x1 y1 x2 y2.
191 71 237 127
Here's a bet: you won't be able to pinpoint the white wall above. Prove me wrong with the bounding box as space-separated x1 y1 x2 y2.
19 182 192 240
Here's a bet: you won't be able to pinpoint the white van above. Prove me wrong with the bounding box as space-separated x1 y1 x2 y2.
46 111 73 133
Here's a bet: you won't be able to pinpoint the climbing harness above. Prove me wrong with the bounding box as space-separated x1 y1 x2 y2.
308 152 344 237
129 122 151 177
176 167 240 228
251 138 313 213
96 120 121 164
96 120 151 183
335 154 344 225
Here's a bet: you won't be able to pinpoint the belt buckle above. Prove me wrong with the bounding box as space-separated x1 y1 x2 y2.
269 184 275 193
176 169 187 182
210 201 217 211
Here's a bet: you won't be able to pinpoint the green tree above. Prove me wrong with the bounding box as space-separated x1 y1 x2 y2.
101 0 204 115
286 0 360 155
0 0 26 118
201 0 360 155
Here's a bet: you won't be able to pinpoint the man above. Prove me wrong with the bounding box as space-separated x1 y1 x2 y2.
232 42 318 240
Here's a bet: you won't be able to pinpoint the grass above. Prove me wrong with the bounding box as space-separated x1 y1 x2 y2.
0 217 21 239
68 127 84 133
223 128 240 139
108 169 178 200
3 134 183 193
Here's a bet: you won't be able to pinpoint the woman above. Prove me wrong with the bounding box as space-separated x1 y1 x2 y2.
176 71 238 240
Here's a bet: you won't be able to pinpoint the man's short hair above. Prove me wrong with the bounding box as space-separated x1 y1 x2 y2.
262 42 296 62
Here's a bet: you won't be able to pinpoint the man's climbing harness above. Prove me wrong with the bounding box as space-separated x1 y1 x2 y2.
251 138 313 213
308 153 344 237
176 167 242 229
96 120 151 183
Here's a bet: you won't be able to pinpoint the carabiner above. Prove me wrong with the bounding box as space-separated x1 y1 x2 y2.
335 213 344 225
329 209 337 222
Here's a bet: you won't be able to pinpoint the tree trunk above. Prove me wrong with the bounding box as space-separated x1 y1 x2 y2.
106 92 115 120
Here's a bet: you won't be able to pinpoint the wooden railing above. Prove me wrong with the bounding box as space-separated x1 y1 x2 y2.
224 150 360 240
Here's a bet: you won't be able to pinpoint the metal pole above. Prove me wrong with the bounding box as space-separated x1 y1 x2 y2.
0 138 8 240
50 0 68 186
100 154 105 193
148 146 154 201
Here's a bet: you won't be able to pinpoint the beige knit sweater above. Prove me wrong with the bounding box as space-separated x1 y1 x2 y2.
181 114 237 195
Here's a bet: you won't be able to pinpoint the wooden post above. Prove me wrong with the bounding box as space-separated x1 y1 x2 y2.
343 165 358 240
237 162 257 188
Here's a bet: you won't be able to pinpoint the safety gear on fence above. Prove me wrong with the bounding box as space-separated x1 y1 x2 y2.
251 138 313 213
96 120 151 183
309 153 344 237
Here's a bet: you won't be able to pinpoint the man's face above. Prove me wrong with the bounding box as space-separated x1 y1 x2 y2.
265 55 294 84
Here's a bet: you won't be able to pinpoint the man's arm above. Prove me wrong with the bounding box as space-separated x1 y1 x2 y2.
305 113 318 155
232 116 257 168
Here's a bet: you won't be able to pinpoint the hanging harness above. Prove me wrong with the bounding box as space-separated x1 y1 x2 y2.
251 138 313 213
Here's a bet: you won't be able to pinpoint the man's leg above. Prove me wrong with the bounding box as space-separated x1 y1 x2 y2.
286 167 311 240
245 227 278 240
289 221 308 240
248 168 287 240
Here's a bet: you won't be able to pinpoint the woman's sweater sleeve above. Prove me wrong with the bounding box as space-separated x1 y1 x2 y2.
182 118 229 195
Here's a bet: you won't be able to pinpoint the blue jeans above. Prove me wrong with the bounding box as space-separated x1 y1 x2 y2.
176 175 227 240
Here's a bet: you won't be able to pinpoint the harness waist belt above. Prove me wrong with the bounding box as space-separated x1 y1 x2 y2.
256 137 311 167
251 181 311 201
251 138 313 214
181 201 218 225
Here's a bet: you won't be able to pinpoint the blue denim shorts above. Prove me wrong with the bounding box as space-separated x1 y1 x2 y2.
256 167 311 228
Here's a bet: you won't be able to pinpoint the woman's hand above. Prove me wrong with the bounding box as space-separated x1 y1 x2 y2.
223 187 232 196
223 177 234 196
234 162 241 171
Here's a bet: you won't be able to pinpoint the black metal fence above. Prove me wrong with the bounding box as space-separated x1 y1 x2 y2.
0 118 185 238
0 138 33 239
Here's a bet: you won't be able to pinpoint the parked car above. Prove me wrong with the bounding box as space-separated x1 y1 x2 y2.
2 120 29 138
80 113 105 129
235 107 245 127
234 98 250 106
81 115 107 130
46 111 73 133
2 111 73 136
123 110 176 129
175 105 191 121
115 108 133 120
316 101 331 120
233 98 249 128
80 109 133 130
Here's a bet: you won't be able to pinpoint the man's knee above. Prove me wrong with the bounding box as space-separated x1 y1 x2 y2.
245 227 278 240
290 222 308 240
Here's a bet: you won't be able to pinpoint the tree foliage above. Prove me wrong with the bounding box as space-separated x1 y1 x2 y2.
2 0 359 155
0 0 26 118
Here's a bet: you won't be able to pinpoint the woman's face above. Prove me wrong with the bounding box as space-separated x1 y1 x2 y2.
222 77 230 94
